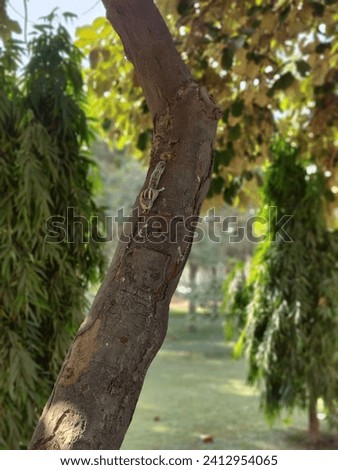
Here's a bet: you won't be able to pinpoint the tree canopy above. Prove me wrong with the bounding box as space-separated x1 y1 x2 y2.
76 0 337 210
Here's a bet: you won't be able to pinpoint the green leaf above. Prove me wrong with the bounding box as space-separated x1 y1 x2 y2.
102 118 112 131
272 72 295 92
210 176 224 194
248 6 261 17
177 0 194 16
296 60 311 77
279 5 291 22
311 1 325 16
231 99 245 117
247 51 265 65
251 19 262 29
92 17 109 29
224 321 234 341
228 123 241 141
315 42 332 54
198 56 209 70
141 99 149 114
243 170 254 181
222 108 229 123
63 12 78 20
254 169 264 187
233 333 245 359
33 24 53 34
76 26 98 41
215 143 235 167
221 46 234 70
223 178 242 205
136 129 152 151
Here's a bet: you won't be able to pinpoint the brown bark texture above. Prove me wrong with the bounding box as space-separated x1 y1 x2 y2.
29 0 221 449
308 391 320 442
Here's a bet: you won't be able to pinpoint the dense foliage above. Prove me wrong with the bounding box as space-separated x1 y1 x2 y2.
234 141 338 434
0 19 105 448
223 260 250 342
76 0 337 209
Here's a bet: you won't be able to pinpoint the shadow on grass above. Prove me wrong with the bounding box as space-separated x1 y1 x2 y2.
122 313 337 450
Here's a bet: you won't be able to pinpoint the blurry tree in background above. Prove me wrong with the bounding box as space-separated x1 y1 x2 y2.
0 0 21 41
91 141 146 247
184 207 253 323
223 259 251 342
0 14 105 448
230 141 338 441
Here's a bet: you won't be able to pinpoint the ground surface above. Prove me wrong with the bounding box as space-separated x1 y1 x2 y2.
122 311 337 450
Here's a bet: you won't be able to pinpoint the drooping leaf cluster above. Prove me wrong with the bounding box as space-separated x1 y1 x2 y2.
75 0 337 210
222 260 251 342
0 0 21 42
0 20 105 449
235 140 338 423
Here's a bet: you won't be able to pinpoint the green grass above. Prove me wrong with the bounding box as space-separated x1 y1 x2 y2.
122 312 337 450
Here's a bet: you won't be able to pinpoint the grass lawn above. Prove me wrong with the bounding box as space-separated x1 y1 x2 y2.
122 311 337 450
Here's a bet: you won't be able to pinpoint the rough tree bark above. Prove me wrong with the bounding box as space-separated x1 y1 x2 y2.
29 0 221 449
308 389 320 442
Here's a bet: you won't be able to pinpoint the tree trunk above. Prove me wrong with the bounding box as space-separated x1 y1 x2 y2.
188 263 198 331
188 263 198 316
29 0 221 450
308 390 320 442
211 266 218 318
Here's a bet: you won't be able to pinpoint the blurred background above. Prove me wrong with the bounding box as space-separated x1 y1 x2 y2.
0 0 337 450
